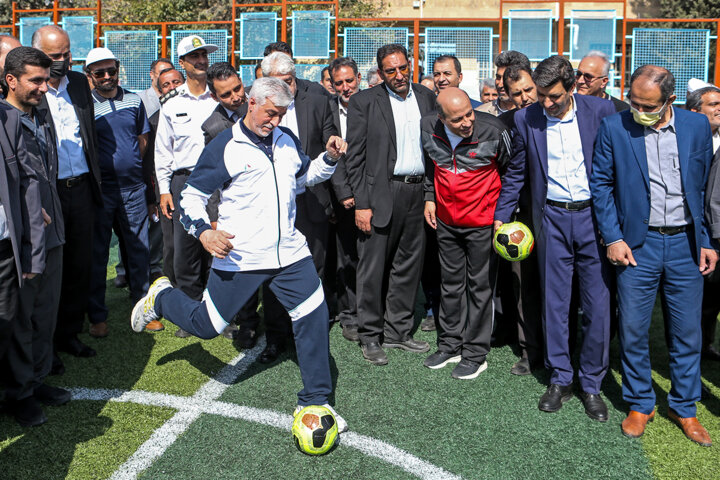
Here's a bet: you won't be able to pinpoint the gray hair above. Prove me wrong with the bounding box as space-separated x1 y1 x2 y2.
366 65 380 85
249 76 293 107
582 50 611 76
686 85 720 111
261 51 295 78
480 77 495 93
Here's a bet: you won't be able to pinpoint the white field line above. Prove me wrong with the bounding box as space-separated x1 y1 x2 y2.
69 337 462 480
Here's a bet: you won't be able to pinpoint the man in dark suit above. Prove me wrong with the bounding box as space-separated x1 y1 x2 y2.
494 56 616 421
263 41 332 99
592 66 717 446
33 25 101 365
258 52 338 363
345 44 436 365
1 47 69 426
0 83 46 426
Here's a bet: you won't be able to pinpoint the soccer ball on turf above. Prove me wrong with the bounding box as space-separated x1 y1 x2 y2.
494 221 534 261
292 405 339 455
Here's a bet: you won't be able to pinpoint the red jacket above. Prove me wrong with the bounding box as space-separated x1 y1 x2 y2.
422 112 512 227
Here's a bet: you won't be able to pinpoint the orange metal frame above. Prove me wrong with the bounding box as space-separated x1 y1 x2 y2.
5 1 720 91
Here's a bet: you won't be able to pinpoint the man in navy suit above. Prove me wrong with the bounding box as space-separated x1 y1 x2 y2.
495 56 615 421
591 65 717 446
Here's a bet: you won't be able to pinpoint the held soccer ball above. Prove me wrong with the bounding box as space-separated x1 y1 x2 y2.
494 221 534 262
292 405 339 455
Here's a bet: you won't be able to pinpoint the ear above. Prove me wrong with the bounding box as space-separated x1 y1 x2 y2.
458 72 463 82
6 73 17 90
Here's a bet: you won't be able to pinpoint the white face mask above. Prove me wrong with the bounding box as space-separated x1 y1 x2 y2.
630 100 668 127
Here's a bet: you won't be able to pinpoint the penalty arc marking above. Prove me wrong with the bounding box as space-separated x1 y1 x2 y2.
67 337 461 480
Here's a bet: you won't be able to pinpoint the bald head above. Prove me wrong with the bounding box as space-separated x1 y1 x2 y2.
630 64 675 105
437 87 475 138
0 35 21 71
31 25 71 80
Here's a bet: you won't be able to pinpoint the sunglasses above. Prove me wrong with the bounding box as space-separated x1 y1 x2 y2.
383 64 410 79
90 68 118 79
575 70 606 82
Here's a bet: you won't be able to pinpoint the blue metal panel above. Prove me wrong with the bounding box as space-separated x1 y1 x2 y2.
296 64 328 82
631 28 710 104
171 30 228 71
424 27 494 100
105 30 158 92
18 17 51 47
239 12 277 59
508 10 553 61
239 64 258 88
569 10 616 61
343 27 408 89
61 16 95 61
292 11 331 59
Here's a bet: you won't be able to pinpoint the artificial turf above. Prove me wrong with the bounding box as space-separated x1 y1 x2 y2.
0 242 719 479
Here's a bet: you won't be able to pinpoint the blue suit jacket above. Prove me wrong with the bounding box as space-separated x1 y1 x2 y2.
494 94 617 237
590 108 713 262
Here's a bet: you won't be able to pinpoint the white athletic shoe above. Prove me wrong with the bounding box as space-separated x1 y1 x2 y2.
130 276 172 333
294 404 348 433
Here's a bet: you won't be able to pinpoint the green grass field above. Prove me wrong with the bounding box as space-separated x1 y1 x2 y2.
1 245 719 479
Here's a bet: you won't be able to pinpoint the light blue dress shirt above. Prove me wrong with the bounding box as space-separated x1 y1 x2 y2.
544 98 591 202
388 87 424 176
45 76 89 179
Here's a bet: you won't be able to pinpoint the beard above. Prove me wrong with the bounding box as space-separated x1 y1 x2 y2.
95 78 118 93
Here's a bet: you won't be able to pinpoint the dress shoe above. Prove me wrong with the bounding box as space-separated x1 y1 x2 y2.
420 315 436 332
114 274 127 288
361 342 388 366
34 384 72 406
341 324 359 342
50 352 65 376
382 337 430 353
174 328 192 338
235 326 257 349
668 409 712 446
56 337 96 357
259 343 285 364
7 397 47 427
538 383 574 412
621 410 655 438
145 320 165 332
510 358 531 376
701 345 720 361
222 323 238 340
89 321 109 338
578 391 608 422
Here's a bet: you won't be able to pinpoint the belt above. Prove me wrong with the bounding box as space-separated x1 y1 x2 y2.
58 173 88 188
648 225 687 235
174 168 192 176
546 199 592 211
391 174 423 184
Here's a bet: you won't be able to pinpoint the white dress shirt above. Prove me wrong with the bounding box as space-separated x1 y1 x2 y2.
279 99 299 137
154 83 217 194
388 87 423 176
338 99 348 139
713 130 720 154
544 98 591 202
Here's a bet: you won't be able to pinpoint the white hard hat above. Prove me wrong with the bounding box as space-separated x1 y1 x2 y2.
84 47 118 68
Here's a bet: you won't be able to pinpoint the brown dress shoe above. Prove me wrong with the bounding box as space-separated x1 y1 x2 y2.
668 410 712 447
89 322 109 338
621 410 655 438
145 320 165 332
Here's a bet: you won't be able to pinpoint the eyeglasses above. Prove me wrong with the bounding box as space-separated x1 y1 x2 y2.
575 70 606 83
90 68 118 79
383 64 410 79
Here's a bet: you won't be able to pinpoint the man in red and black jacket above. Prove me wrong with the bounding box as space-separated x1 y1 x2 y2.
422 87 512 379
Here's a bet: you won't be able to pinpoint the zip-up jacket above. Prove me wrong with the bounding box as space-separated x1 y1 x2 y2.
422 112 512 227
179 120 336 272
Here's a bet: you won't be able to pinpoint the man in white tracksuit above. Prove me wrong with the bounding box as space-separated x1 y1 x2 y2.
131 77 348 430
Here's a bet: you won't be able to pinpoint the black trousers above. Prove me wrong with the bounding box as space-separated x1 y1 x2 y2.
421 222 441 319
0 238 18 360
356 181 425 344
436 221 496 363
55 176 94 341
334 202 358 328
702 276 720 351
171 171 210 301
4 246 62 401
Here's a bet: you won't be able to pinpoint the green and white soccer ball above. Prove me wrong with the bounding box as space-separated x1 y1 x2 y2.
494 221 534 261
292 405 339 455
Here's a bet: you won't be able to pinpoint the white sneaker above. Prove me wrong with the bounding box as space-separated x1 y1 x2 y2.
130 276 172 333
294 404 348 433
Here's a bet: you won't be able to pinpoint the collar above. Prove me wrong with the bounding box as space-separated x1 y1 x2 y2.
239 118 274 147
543 95 577 123
48 75 69 94
494 99 511 114
337 98 348 115
92 87 125 103
647 106 675 133
177 82 212 100
386 84 413 102
223 106 237 119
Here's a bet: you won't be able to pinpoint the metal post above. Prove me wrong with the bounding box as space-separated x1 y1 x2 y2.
53 0 59 24
97 0 102 47
557 0 564 56
620 18 627 100
281 0 287 42
11 2 18 38
161 23 168 60
231 2 237 67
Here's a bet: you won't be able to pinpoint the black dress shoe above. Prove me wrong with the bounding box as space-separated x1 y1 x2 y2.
341 324 359 342
50 352 65 376
382 337 430 353
259 343 285 364
235 326 257 349
538 383 574 412
34 384 72 406
702 345 720 362
174 328 192 338
56 337 96 358
7 397 47 427
361 342 388 366
578 391 608 422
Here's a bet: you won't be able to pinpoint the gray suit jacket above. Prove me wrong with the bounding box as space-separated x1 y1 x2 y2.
0 105 46 283
201 103 248 146
705 146 720 240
